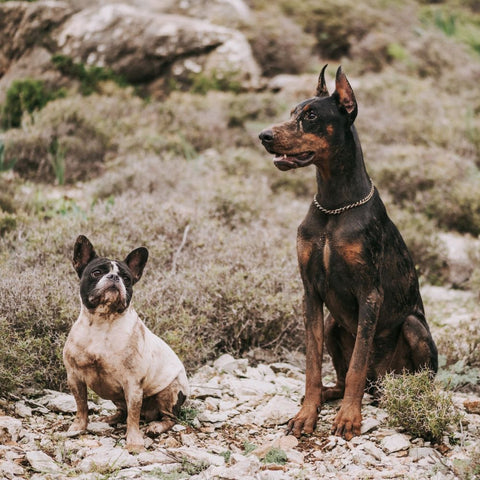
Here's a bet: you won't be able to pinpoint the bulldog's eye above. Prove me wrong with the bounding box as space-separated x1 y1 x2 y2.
91 269 102 279
305 110 317 121
122 274 131 285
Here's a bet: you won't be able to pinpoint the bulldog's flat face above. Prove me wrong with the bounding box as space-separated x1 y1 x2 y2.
73 235 148 316
79 257 135 314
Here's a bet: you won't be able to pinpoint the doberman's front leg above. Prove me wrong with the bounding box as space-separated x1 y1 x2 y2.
287 293 324 437
332 289 381 440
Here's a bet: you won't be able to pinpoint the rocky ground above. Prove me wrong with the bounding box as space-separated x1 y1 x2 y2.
1 349 479 480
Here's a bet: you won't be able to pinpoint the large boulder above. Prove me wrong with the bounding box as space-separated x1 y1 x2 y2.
0 1 73 77
54 4 260 90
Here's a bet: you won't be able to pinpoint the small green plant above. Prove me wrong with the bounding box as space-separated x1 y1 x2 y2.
0 212 17 236
49 137 66 185
51 54 128 95
0 140 16 171
433 10 457 36
219 450 232 463
190 70 242 95
178 406 199 428
1 78 64 129
243 441 257 455
262 447 288 465
379 369 462 443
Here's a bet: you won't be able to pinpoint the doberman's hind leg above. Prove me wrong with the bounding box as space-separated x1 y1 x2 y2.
322 313 355 403
388 314 438 375
144 374 188 437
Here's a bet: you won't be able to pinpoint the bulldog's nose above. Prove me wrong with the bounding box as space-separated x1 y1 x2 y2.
107 273 120 282
259 129 274 144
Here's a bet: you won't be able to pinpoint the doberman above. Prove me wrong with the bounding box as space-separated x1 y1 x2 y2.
259 66 438 440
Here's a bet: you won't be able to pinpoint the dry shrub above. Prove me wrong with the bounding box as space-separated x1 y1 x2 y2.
0 149 305 394
279 0 384 59
435 317 480 370
2 98 110 184
379 370 462 442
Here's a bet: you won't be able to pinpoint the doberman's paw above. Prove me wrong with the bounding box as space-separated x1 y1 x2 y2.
286 404 319 438
331 404 362 440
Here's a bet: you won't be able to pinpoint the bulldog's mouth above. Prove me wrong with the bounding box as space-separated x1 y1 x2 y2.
273 151 315 171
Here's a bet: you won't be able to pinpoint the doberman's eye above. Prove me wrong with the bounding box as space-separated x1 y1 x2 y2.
91 269 102 279
305 110 317 121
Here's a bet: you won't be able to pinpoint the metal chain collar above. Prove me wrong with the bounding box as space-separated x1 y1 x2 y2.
313 179 375 215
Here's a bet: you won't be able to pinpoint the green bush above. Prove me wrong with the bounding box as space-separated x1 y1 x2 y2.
52 54 128 96
1 78 65 129
380 370 462 442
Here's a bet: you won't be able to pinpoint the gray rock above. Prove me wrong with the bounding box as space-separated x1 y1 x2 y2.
409 446 440 461
54 4 260 90
26 450 60 473
381 433 411 454
253 395 299 426
78 446 138 473
38 390 97 413
86 422 114 435
213 354 248 375
0 459 25 478
14 401 32 418
0 416 22 443
170 446 225 467
360 416 382 434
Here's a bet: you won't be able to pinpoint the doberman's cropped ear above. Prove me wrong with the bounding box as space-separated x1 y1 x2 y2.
334 66 357 123
125 247 149 284
315 64 329 98
73 235 97 278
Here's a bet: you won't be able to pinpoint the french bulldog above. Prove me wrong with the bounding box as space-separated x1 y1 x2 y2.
63 235 189 452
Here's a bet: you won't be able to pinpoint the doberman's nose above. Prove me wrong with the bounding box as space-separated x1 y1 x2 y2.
259 129 274 144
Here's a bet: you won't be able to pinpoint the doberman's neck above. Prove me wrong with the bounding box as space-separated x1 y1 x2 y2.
315 125 371 211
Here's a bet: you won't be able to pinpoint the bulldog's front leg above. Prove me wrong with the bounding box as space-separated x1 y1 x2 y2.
124 384 144 452
67 374 89 433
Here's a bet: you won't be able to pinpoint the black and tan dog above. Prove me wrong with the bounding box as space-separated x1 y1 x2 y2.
259 66 438 440
64 235 188 451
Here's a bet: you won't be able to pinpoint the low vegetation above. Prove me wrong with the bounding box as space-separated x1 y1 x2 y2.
0 0 479 399
379 370 462 443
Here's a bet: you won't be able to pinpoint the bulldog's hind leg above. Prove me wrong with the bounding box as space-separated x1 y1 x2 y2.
144 374 188 437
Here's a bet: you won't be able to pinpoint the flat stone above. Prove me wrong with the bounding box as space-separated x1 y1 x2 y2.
381 433 411 454
170 446 225 466
0 416 22 443
86 422 115 434
197 410 229 423
78 446 138 473
360 416 381 434
26 450 60 473
409 447 440 461
213 354 248 375
254 395 299 426
14 401 33 418
0 459 25 477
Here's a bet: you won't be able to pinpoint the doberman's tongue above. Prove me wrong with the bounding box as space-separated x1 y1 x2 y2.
273 155 298 171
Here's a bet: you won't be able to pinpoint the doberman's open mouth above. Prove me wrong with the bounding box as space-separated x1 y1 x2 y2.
273 152 315 171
